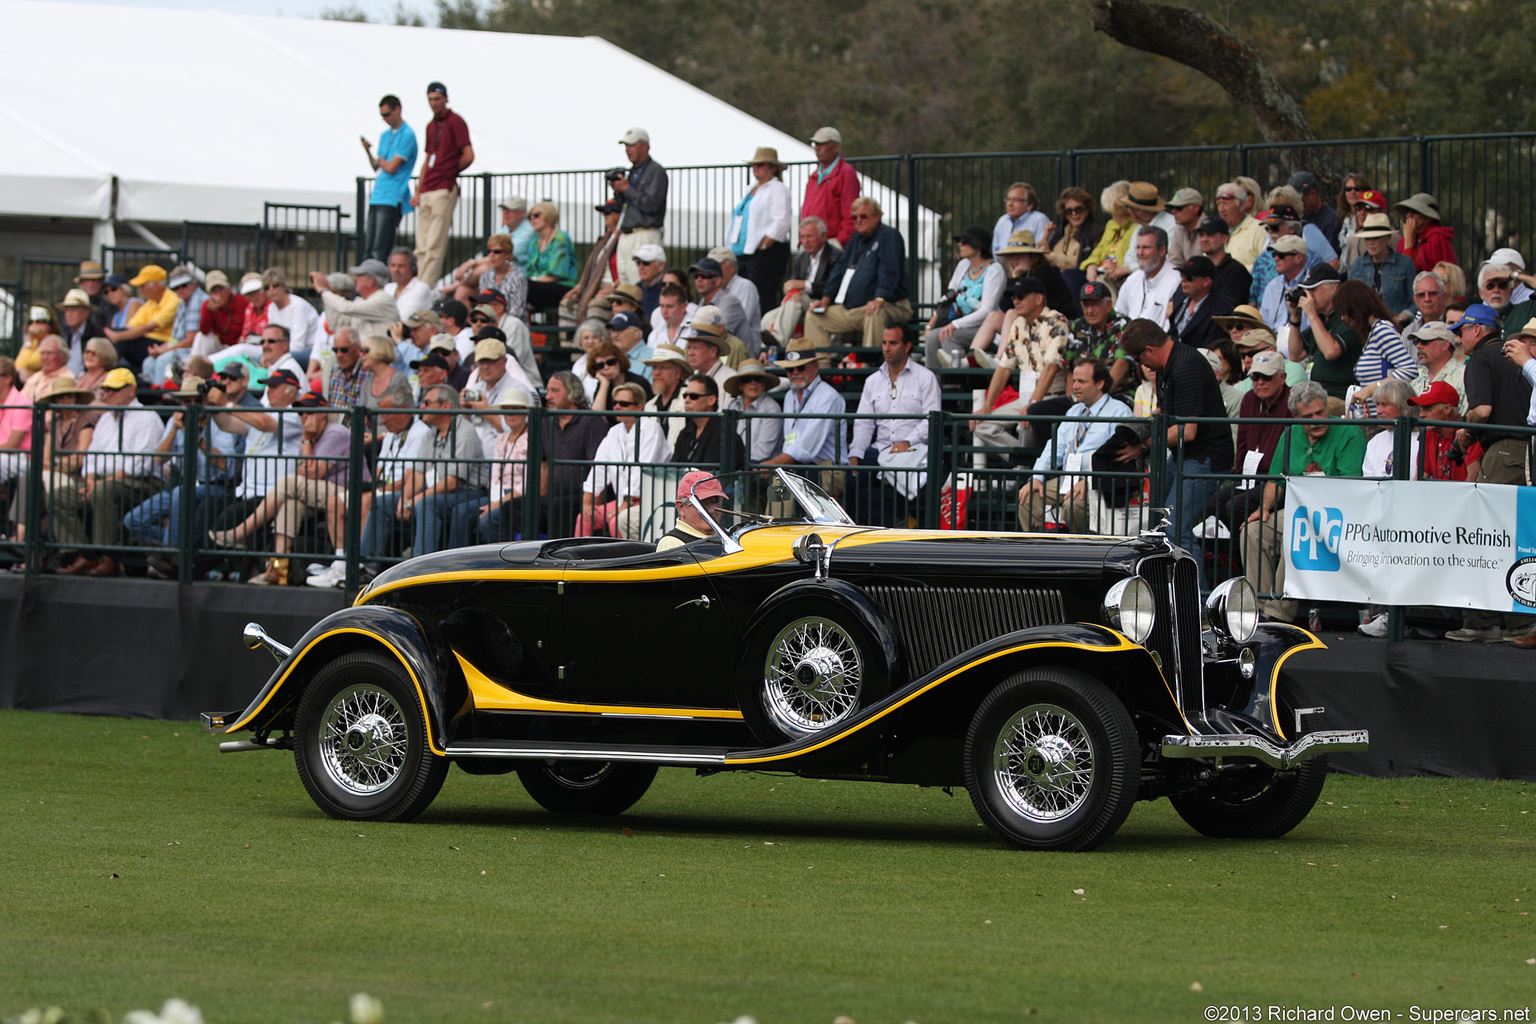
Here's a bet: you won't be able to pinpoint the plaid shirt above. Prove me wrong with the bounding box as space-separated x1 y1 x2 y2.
326 361 372 409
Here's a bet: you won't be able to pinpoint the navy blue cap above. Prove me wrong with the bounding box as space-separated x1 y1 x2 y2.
607 310 645 333
689 257 723 278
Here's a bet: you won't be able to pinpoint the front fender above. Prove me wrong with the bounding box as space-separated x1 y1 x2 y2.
222 606 459 755
1204 623 1327 740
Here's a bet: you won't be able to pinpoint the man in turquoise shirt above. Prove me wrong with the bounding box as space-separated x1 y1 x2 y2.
362 94 418 263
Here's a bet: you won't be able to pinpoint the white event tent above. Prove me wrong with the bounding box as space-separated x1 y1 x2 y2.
1 3 931 233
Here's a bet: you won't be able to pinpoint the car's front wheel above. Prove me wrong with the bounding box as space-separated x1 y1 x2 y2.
963 668 1139 851
517 760 657 815
293 651 447 821
1170 674 1327 839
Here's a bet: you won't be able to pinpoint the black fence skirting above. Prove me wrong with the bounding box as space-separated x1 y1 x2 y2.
2 576 1532 780
0 575 346 720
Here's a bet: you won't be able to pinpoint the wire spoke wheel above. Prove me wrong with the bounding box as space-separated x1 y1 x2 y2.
762 616 863 736
294 650 447 822
964 668 1138 851
992 703 1097 823
318 684 409 796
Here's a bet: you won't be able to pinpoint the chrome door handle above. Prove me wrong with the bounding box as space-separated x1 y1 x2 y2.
675 595 711 610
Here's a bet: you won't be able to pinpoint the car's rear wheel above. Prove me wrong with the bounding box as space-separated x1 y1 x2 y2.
963 668 1139 851
1170 674 1327 839
517 760 657 815
294 651 447 821
738 592 894 745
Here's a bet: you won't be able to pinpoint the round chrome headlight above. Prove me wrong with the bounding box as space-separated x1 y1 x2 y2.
1207 577 1259 644
1103 576 1156 644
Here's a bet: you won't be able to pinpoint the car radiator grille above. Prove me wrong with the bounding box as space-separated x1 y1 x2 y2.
1138 555 1204 708
864 584 1065 679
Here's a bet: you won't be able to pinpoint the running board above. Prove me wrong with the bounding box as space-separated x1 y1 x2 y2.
1161 729 1369 770
446 739 730 766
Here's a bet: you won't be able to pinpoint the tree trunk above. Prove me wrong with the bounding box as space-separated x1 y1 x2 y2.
1085 0 1316 144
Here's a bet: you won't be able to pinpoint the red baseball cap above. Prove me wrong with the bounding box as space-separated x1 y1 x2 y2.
1357 189 1387 211
1409 381 1460 408
678 470 725 504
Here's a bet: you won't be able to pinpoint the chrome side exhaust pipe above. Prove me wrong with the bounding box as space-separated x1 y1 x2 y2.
243 622 292 663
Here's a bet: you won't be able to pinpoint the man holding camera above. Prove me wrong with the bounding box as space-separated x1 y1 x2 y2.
612 127 668 285
1257 235 1310 333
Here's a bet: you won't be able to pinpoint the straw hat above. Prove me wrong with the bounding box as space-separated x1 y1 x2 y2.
1125 181 1166 212
642 343 691 368
724 360 778 396
1354 212 1395 240
995 229 1044 255
1214 304 1266 331
38 373 94 401
746 146 787 170
774 338 819 369
1394 192 1441 222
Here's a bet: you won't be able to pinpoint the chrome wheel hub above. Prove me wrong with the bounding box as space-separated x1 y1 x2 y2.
993 703 1095 822
764 617 862 736
319 685 409 796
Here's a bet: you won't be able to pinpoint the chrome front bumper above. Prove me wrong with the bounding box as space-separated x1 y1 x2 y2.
1161 729 1369 770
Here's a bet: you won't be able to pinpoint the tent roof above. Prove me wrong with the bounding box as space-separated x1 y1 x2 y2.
0 0 820 224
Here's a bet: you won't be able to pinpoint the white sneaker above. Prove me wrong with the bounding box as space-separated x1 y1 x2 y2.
1192 515 1224 540
973 349 995 370
306 563 347 589
1358 614 1388 638
936 350 954 368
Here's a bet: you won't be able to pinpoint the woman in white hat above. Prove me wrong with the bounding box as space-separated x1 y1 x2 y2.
723 360 783 464
729 147 793 316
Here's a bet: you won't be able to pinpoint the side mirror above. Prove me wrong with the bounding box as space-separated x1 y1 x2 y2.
792 533 829 580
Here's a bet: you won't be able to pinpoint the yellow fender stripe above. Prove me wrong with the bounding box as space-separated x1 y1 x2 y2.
456 652 745 720
725 635 1143 766
226 627 447 756
1267 630 1328 740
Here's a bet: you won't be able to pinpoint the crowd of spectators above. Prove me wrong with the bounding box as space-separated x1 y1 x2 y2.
2 95 1533 643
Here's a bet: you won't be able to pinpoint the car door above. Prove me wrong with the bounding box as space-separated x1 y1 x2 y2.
557 546 738 709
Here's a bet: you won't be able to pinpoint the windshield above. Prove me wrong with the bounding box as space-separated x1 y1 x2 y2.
702 468 855 533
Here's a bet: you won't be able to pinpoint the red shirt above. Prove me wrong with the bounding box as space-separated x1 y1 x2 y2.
802 158 861 246
1423 429 1472 481
199 293 251 347
421 109 471 193
1397 223 1456 274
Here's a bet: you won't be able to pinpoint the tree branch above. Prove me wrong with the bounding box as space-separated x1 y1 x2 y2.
1085 0 1315 144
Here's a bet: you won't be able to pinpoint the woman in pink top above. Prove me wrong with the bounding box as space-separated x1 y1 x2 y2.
0 357 33 506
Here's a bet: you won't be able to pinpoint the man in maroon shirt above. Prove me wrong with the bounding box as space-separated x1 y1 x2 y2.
412 81 474 290
801 126 860 247
197 270 250 352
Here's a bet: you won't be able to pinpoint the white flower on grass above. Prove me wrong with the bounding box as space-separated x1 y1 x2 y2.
349 992 384 1024
122 999 204 1024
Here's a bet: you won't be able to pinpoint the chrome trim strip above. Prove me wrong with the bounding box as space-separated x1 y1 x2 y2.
445 743 728 765
1160 730 1370 770
219 739 283 754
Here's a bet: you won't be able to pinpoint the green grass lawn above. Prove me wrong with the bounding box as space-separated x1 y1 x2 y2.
1 708 1533 1024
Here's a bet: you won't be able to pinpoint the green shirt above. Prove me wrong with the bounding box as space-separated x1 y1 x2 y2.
1301 309 1363 398
1500 297 1536 340
1270 420 1367 479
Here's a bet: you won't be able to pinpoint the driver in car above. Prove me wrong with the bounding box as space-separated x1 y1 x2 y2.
657 470 726 551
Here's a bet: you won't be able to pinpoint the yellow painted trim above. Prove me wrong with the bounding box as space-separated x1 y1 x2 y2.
356 526 1115 604
1267 630 1327 740
226 627 447 756
455 652 745 720
724 635 1142 766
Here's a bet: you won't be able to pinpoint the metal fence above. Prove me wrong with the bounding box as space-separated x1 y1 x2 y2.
3 397 1523 642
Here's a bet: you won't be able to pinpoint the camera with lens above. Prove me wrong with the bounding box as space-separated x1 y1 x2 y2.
604 167 628 184
461 387 483 403
1286 287 1305 306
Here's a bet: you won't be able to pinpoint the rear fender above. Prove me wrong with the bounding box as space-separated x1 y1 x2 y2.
222 606 460 755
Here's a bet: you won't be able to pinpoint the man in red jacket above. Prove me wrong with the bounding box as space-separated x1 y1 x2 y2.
801 127 860 247
1394 192 1455 273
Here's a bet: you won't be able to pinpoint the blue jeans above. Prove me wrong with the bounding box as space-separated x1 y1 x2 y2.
1164 455 1216 594
123 483 231 545
413 488 487 555
361 491 406 562
366 204 403 264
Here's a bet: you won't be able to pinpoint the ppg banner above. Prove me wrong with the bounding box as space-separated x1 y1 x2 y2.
1282 478 1536 613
